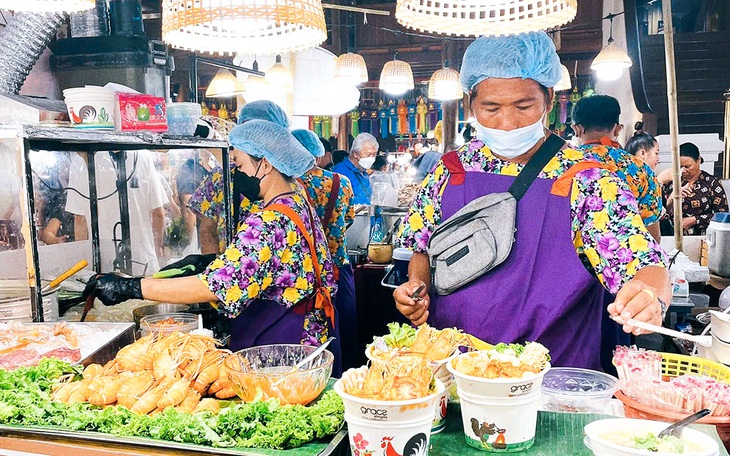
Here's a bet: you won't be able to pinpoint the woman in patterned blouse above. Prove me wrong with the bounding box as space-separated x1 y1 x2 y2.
661 142 729 235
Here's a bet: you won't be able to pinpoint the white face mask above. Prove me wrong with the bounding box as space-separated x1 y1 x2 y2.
358 156 376 170
473 116 546 159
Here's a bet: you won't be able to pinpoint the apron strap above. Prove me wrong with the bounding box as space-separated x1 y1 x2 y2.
442 150 465 185
323 173 341 227
550 161 615 197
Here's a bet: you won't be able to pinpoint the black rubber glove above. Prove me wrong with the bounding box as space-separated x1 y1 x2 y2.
158 254 217 277
82 274 143 306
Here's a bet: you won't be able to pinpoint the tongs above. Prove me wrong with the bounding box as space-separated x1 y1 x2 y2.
41 260 89 296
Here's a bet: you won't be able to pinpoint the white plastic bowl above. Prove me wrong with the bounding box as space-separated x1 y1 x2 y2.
63 87 116 129
584 418 719 456
710 310 730 344
711 333 730 365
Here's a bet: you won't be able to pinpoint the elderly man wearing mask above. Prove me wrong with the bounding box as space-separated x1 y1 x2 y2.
393 32 670 369
83 120 341 371
333 132 379 205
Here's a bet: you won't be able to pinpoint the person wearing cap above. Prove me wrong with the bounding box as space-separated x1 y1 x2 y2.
82 120 341 369
571 95 662 242
187 100 292 254
661 142 728 235
393 31 670 369
333 132 379 205
293 129 358 369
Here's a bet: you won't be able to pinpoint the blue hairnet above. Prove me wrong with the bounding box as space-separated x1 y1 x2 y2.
237 100 290 128
460 31 562 92
292 129 325 157
229 120 314 177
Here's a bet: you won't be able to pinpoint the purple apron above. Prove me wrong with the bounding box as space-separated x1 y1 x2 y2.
430 161 606 369
334 264 358 370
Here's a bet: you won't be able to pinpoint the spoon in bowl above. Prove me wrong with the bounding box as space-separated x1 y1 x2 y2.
272 337 335 387
657 409 711 438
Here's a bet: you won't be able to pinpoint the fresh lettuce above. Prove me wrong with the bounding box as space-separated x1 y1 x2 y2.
380 322 417 348
493 342 525 356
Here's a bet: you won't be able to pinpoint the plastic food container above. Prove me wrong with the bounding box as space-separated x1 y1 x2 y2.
139 312 198 336
541 367 619 413
226 344 333 405
63 87 117 129
583 418 719 456
166 102 201 135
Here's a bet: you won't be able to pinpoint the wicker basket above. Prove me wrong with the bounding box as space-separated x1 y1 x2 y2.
616 353 730 447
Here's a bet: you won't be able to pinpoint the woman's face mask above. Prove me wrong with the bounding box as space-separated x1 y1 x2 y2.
233 161 263 202
473 115 546 159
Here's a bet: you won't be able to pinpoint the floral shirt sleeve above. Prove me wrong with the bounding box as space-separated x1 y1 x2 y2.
199 193 336 319
395 139 666 295
581 143 662 226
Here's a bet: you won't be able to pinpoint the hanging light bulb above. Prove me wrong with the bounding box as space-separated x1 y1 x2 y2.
243 60 271 102
206 68 247 98
428 61 462 101
591 14 633 81
396 0 576 37
333 52 368 86
162 0 327 55
379 53 414 96
0 0 93 12
554 64 572 92
266 55 294 93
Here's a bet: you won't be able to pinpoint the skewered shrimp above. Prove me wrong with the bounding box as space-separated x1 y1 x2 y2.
116 334 154 371
194 398 220 414
175 390 201 413
89 372 133 406
52 380 80 403
130 381 168 414
82 364 104 379
207 362 230 395
157 376 191 409
116 372 155 409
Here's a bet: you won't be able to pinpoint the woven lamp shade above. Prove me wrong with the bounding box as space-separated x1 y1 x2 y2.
554 64 571 91
396 0 577 37
0 0 93 12
206 68 246 98
162 0 327 55
591 42 632 81
428 67 462 100
333 53 368 85
379 60 414 95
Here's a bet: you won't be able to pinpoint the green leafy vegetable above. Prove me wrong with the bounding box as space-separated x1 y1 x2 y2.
380 322 417 348
493 343 526 356
632 432 686 453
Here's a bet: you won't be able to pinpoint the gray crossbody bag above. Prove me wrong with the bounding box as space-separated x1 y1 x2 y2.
427 134 565 295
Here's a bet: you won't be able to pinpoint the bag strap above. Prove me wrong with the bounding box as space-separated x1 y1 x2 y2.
323 173 341 227
442 150 465 185
507 133 565 201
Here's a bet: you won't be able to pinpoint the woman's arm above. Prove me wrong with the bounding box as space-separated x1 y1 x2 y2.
140 275 217 303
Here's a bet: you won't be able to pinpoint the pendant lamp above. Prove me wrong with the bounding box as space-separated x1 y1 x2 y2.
379 53 414 96
0 0 94 12
266 55 294 93
428 61 462 101
243 60 272 102
206 68 246 98
333 52 368 86
591 13 633 81
162 0 327 55
554 64 572 92
395 0 577 37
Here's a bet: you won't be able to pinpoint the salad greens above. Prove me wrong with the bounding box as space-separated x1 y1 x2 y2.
632 432 686 453
379 322 417 348
493 343 526 356
0 359 344 450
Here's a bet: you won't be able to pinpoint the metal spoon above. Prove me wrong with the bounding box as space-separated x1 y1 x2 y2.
272 337 335 387
658 409 711 438
610 315 711 347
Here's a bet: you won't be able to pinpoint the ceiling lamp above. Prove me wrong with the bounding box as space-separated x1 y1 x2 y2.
554 64 572 92
428 61 462 101
333 52 368 86
242 60 271 102
0 0 94 12
379 53 414 96
266 55 294 92
162 0 327 55
395 0 577 37
205 68 246 98
591 12 633 81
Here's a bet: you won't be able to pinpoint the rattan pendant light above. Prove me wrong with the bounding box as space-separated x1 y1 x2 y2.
206 68 246 98
333 53 368 86
396 0 577 37
162 0 328 55
0 0 94 12
428 61 462 101
554 64 572 92
266 55 294 93
379 53 414 96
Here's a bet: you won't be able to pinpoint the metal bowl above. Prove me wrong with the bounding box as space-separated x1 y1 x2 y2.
132 303 191 330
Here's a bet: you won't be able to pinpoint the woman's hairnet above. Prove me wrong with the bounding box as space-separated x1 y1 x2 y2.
292 129 325 157
460 31 562 92
237 100 290 128
229 120 314 177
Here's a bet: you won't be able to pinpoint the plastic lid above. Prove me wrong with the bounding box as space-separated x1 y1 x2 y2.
392 247 414 261
542 367 618 396
711 212 730 223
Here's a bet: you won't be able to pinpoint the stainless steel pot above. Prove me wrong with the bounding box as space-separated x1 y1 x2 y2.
707 213 730 277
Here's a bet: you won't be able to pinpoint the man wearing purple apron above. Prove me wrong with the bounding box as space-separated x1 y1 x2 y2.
394 32 670 369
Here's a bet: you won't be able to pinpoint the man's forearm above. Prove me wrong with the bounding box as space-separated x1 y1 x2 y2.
199 216 220 255
408 252 431 290
151 208 164 256
647 222 661 243
633 265 671 303
141 275 217 303
74 215 89 241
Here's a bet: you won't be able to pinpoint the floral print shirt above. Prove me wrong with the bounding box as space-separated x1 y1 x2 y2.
199 192 336 345
298 168 355 269
396 139 667 295
580 137 662 226
663 170 729 235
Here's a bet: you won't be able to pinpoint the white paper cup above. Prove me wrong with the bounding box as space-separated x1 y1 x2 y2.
431 378 452 434
446 355 550 398
335 377 444 456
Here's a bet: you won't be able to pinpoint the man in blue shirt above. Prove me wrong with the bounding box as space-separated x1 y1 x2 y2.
333 132 379 205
